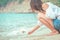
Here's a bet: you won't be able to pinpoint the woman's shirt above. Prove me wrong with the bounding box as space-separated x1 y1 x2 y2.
46 2 60 20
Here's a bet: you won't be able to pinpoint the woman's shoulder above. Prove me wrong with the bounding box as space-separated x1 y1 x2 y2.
46 2 55 7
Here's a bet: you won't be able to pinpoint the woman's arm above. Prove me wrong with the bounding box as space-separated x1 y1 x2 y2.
28 25 40 35
28 13 56 35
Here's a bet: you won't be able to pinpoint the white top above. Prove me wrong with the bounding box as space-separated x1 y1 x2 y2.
46 2 60 19
37 2 60 26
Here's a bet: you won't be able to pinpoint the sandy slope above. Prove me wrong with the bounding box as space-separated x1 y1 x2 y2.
0 0 30 12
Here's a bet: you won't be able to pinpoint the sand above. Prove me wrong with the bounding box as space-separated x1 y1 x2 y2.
20 34 60 40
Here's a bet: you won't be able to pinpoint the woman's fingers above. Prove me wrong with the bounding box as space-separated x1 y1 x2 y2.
28 31 33 35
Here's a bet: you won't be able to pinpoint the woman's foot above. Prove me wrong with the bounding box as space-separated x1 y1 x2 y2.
45 31 59 36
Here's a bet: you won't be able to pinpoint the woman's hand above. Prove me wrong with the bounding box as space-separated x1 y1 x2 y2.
28 30 33 35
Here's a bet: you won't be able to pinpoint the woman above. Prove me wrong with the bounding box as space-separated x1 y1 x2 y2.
28 0 60 35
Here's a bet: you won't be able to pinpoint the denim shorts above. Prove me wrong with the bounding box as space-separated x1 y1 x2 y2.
53 19 60 33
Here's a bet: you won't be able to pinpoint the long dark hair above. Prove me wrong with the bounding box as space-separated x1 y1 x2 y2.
30 0 44 12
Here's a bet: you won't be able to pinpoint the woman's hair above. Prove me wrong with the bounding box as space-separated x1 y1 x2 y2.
30 0 44 12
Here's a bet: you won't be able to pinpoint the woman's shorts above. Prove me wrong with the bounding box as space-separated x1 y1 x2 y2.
53 19 60 33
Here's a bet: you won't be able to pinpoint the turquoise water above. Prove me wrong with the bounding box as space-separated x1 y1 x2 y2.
0 12 38 36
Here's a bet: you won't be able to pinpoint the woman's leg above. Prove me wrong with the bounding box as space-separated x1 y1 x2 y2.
39 17 59 35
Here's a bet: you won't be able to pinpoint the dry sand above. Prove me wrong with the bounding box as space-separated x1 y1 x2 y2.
21 34 60 40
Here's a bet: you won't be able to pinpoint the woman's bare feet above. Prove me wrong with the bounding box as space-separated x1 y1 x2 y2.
44 30 59 36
